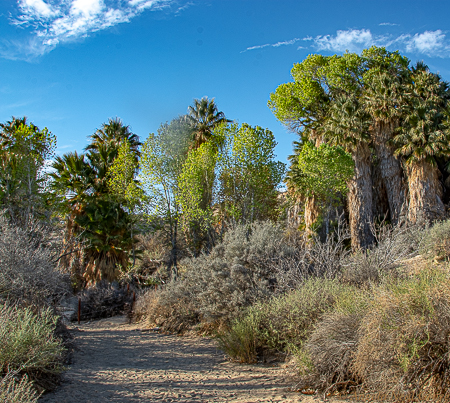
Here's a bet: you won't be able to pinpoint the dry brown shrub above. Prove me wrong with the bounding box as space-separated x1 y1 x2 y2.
141 285 200 334
303 312 361 394
300 286 369 395
341 221 424 286
352 267 450 402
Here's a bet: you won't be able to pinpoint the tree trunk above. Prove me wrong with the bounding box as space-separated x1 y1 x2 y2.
406 160 445 223
372 121 405 224
347 142 374 250
371 158 390 221
304 195 320 236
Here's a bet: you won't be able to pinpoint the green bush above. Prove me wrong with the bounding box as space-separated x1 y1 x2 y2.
0 304 64 377
216 278 356 363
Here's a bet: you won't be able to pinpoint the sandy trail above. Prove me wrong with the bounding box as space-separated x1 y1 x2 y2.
39 316 337 403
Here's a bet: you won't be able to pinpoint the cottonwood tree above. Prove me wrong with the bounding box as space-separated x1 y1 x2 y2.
216 123 285 225
140 116 193 273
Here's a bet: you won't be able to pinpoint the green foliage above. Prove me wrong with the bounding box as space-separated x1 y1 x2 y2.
394 64 450 165
177 139 219 232
108 140 143 208
291 142 354 203
0 118 56 221
217 123 285 223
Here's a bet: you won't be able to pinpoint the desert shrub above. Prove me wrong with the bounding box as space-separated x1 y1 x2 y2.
141 221 290 331
352 266 450 401
77 281 134 321
0 373 40 403
217 278 356 363
0 214 68 306
0 304 64 376
274 219 350 291
302 287 370 394
0 303 64 398
341 221 424 286
420 219 450 260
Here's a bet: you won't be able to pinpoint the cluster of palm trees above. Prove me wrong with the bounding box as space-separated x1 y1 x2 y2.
48 97 228 285
269 47 450 249
50 118 141 285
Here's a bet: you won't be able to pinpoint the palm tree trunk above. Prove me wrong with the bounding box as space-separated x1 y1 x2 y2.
406 160 445 223
304 195 320 236
347 142 374 250
372 121 406 224
371 159 390 221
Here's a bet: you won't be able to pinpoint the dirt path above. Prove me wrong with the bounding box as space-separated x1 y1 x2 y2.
40 316 337 403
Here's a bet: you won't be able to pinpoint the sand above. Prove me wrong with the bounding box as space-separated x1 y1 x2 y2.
39 316 346 403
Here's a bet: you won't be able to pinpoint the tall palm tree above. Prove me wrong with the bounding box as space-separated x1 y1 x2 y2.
51 147 136 285
362 47 410 224
187 97 230 149
394 63 450 223
85 117 141 158
325 94 374 249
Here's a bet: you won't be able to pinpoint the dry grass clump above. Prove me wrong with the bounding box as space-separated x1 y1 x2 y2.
0 373 40 403
352 266 450 401
302 264 450 402
301 287 370 395
217 278 355 363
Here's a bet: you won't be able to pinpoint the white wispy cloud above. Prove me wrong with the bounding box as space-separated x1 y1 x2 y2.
241 37 301 53
242 29 450 58
313 28 450 57
3 0 181 61
379 22 399 26
403 30 449 56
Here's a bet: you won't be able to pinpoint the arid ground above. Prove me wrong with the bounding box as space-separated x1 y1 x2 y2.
39 316 350 403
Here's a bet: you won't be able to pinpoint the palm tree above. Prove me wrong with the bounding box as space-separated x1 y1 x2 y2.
51 146 137 285
86 117 141 158
393 63 450 223
325 94 374 249
187 97 230 149
362 47 410 224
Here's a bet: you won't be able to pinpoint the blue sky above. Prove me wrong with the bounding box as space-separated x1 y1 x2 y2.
1 0 450 163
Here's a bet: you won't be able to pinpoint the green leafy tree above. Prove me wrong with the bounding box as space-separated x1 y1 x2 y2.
290 142 354 237
177 138 219 253
217 123 285 225
140 116 193 273
0 118 56 223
